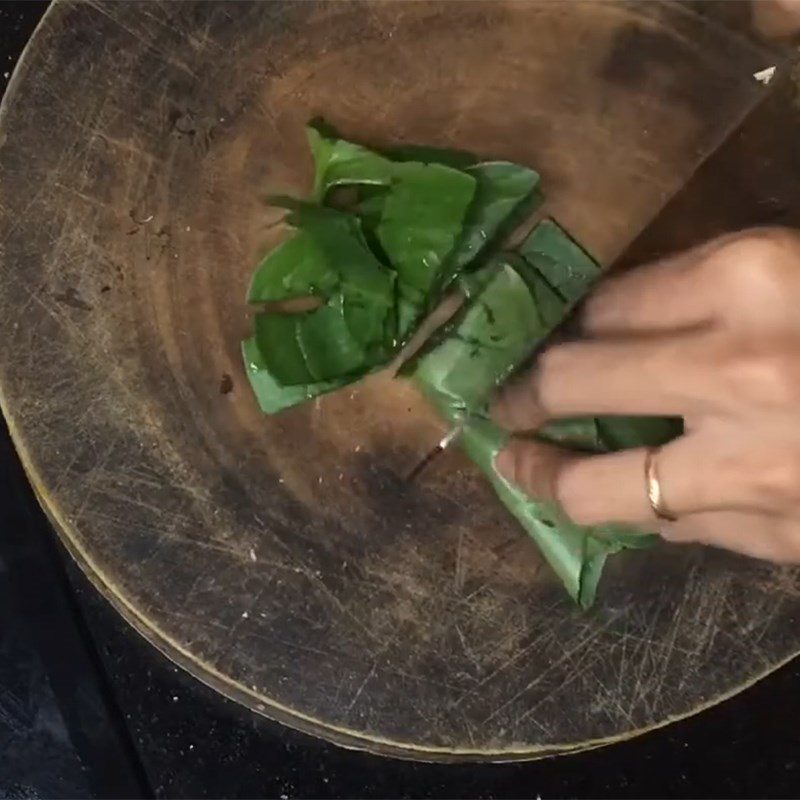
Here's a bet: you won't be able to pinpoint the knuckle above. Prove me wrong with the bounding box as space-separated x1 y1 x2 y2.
723 338 800 409
714 229 800 304
757 448 800 509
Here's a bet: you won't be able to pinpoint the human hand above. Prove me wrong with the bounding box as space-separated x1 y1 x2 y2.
753 0 800 38
491 228 800 562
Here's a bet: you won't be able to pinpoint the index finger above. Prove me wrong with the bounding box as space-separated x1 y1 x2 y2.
490 332 711 432
582 237 726 336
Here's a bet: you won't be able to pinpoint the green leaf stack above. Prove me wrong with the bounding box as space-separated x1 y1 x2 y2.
242 123 682 606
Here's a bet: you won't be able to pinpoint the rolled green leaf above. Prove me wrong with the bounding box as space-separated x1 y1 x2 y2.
412 221 678 606
458 417 651 608
411 255 561 416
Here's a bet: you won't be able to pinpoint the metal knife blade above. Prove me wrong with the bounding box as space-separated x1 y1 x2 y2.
405 424 464 483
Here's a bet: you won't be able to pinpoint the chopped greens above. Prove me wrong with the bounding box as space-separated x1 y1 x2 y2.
241 337 348 415
412 255 562 418
376 161 476 305
242 124 682 606
442 161 541 287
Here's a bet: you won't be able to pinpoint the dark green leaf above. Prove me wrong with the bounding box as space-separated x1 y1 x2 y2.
537 417 604 451
282 204 394 302
519 218 600 299
597 415 684 450
307 127 396 201
355 187 389 230
412 255 559 416
382 144 478 170
247 231 339 303
376 161 476 338
298 294 369 380
538 416 684 454
242 337 347 414
249 206 396 386
253 312 316 385
253 299 371 385
435 162 541 293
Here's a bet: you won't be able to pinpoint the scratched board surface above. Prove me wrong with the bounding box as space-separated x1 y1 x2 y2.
0 0 797 759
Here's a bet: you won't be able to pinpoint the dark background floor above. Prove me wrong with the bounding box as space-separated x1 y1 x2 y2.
2 2 800 798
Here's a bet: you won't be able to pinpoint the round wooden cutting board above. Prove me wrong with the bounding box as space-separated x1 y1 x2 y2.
1 0 798 760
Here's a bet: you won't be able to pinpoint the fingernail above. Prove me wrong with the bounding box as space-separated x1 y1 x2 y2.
494 448 515 482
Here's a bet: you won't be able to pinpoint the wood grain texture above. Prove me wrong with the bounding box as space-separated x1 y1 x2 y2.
0 0 795 759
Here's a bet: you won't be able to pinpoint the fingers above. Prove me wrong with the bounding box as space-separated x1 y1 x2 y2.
582 239 725 336
752 0 800 39
494 429 795 526
495 436 800 562
491 332 713 431
584 228 800 336
663 511 800 563
495 438 693 525
495 440 652 524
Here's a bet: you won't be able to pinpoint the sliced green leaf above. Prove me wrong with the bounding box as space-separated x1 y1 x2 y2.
253 302 371 384
307 126 397 200
519 218 600 299
282 204 394 304
242 337 347 414
249 207 396 385
247 231 339 303
383 144 478 170
436 162 541 292
297 294 368 381
377 161 476 296
306 130 533 344
253 312 315 385
412 255 562 415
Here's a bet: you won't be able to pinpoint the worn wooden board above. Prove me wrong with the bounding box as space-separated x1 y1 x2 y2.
0 0 797 760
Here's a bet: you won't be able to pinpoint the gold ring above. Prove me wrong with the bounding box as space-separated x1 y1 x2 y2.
644 447 677 522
